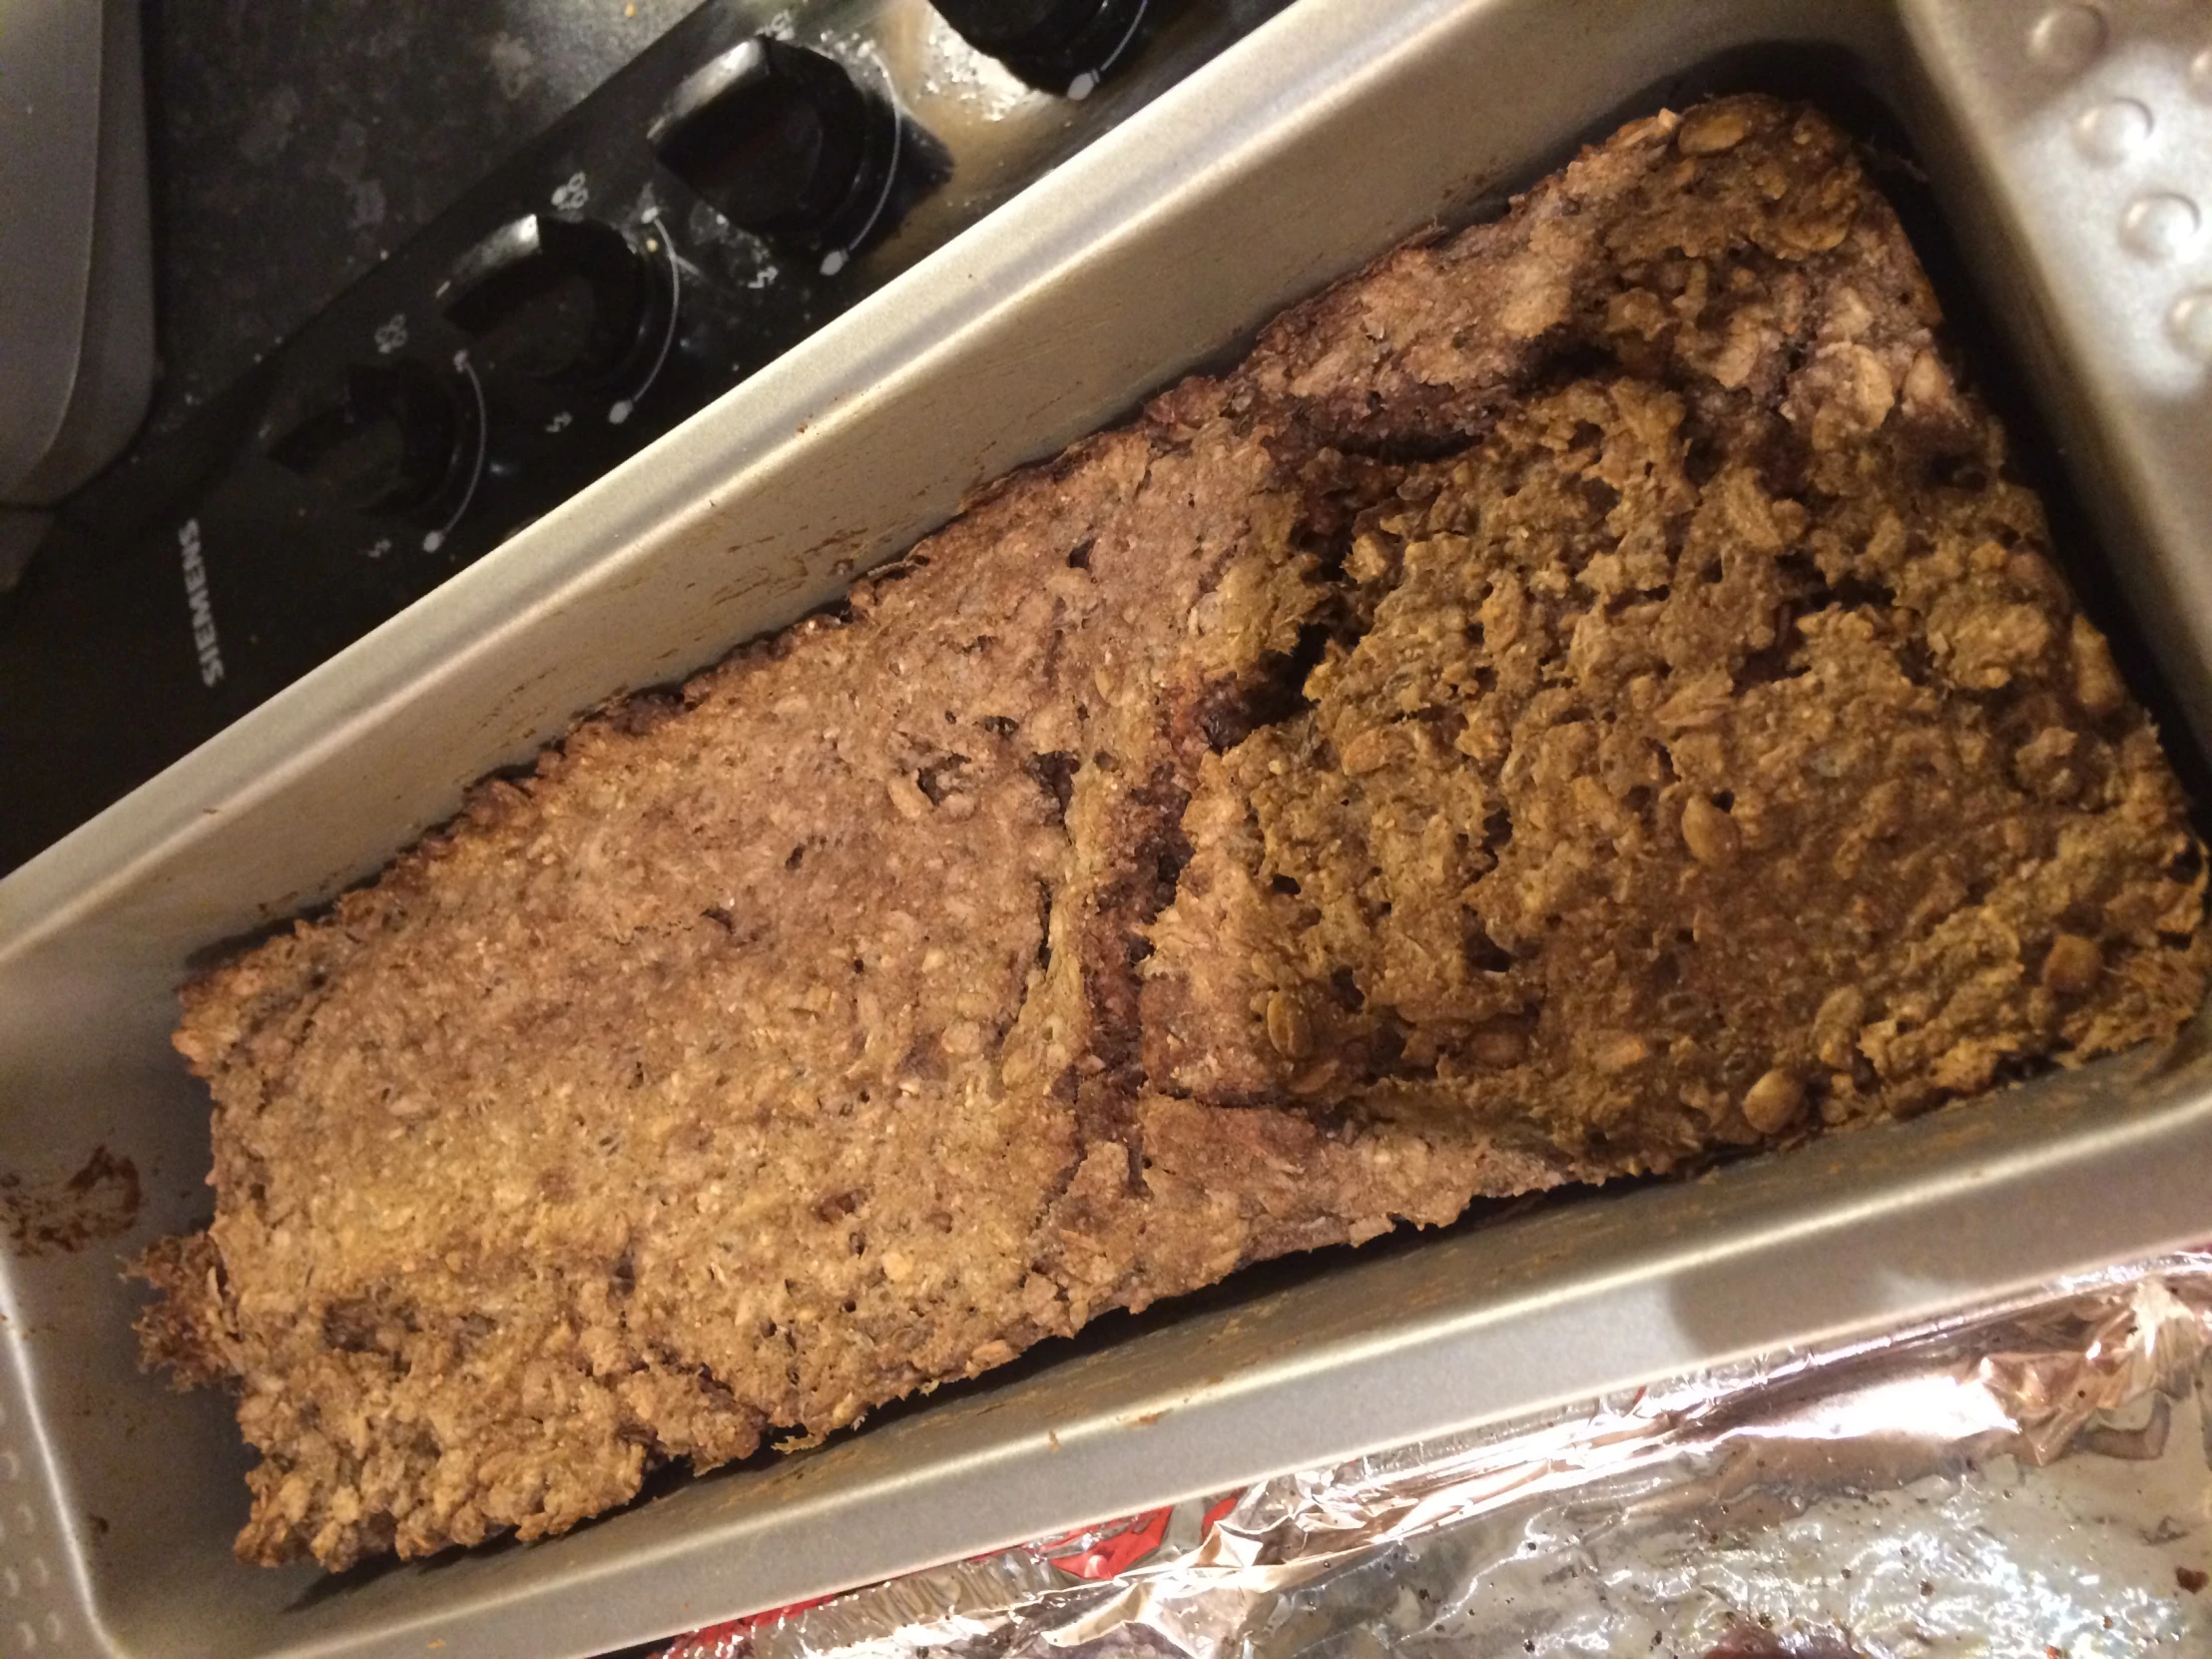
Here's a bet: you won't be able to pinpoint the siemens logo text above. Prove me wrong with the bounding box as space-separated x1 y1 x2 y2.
180 519 226 687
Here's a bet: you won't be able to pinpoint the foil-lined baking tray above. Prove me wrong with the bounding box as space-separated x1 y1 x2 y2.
659 1253 2212 1659
2 1 2209 1655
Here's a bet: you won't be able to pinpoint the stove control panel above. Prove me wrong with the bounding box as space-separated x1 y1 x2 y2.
0 0 1291 874
651 36 925 265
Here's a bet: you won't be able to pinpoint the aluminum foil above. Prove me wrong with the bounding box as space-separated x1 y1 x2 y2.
661 1254 2212 1659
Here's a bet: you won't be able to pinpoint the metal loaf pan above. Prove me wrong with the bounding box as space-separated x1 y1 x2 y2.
3 1 2209 1654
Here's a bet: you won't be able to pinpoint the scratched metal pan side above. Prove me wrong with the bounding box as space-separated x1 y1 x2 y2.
7 0 2212 1654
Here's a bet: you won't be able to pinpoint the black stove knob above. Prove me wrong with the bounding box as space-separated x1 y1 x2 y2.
440 215 654 384
928 0 1150 95
268 359 464 515
650 37 900 261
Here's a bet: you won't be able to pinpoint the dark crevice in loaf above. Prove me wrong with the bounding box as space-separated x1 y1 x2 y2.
1071 765 1196 1192
1026 751 1079 822
1189 623 1335 756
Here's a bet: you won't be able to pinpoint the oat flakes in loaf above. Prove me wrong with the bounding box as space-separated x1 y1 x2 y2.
136 96 2208 1571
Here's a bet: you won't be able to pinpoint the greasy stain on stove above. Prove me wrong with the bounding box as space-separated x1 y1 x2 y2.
0 0 1293 876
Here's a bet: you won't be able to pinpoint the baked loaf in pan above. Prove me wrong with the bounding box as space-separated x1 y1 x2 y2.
137 96 2208 1570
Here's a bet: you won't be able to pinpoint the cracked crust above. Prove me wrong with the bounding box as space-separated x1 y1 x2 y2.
1142 374 2207 1154
137 97 2207 1570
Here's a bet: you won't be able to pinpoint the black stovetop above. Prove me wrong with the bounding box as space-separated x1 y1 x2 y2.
144 0 699 441
4 0 1288 875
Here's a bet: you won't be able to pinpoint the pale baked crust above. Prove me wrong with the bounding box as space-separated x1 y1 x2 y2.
137 97 2207 1570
